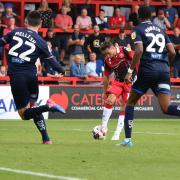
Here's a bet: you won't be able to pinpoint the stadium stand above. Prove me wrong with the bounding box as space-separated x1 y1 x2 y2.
0 0 180 83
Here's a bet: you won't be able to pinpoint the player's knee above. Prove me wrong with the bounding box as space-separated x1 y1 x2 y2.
106 96 116 105
105 99 114 105
120 104 125 111
161 105 169 114
18 109 28 120
126 99 136 106
126 93 140 106
19 114 26 120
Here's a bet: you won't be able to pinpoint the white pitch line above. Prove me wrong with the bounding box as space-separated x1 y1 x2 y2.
134 131 179 136
71 129 180 136
0 167 83 180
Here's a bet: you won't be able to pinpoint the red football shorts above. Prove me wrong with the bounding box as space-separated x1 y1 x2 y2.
106 80 131 104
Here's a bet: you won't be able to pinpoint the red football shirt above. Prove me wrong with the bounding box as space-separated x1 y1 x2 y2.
109 16 126 27
104 46 133 82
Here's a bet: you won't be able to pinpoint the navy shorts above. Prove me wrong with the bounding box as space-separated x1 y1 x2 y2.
9 74 39 110
132 69 171 95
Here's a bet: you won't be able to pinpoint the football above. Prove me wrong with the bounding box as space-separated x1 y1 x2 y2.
92 125 108 140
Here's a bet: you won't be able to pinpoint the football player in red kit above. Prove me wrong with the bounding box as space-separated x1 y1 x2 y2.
100 42 134 140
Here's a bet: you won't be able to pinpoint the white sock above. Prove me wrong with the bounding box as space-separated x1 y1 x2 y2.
101 107 112 128
115 115 124 134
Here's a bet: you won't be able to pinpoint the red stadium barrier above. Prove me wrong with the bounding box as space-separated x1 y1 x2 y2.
0 76 103 86
0 76 180 86
38 28 175 37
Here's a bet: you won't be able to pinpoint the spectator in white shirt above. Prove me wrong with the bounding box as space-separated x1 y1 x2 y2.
94 9 108 30
86 52 104 77
153 9 171 30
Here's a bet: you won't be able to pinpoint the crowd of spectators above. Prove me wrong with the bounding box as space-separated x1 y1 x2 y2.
0 0 180 79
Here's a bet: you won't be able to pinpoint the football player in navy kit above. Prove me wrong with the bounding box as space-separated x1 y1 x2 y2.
118 6 176 147
0 11 65 144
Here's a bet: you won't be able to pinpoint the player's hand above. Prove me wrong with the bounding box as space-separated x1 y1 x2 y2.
62 27 68 32
124 72 132 84
103 93 108 100
56 73 64 78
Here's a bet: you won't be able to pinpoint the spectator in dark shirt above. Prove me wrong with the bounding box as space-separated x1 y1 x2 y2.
112 28 133 50
70 54 87 78
143 0 156 19
170 27 180 77
86 25 106 60
68 24 85 63
44 28 56 48
164 0 178 28
37 0 53 28
94 9 108 30
128 5 140 29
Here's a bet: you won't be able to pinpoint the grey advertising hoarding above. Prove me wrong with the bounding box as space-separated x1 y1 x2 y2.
49 86 180 119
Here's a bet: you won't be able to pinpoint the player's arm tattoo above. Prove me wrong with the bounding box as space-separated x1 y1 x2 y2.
166 43 176 65
129 43 143 70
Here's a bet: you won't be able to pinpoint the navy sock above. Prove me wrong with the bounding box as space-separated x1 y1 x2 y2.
167 105 180 116
33 114 50 142
124 106 135 138
23 105 49 120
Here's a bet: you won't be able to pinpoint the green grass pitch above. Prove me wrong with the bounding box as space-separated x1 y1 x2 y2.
0 119 180 180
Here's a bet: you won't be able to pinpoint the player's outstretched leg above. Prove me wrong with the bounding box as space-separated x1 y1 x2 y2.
158 93 180 117
101 104 112 129
111 111 125 141
47 99 66 113
101 94 116 138
117 90 142 147
100 103 113 138
116 106 134 147
33 114 52 144
23 99 65 120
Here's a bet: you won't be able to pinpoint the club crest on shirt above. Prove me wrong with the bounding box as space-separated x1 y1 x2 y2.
108 58 111 64
119 53 124 58
131 32 136 40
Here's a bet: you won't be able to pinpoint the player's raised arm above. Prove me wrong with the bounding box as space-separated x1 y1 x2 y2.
124 21 144 83
124 40 143 84
39 40 65 75
129 43 143 70
43 55 65 75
